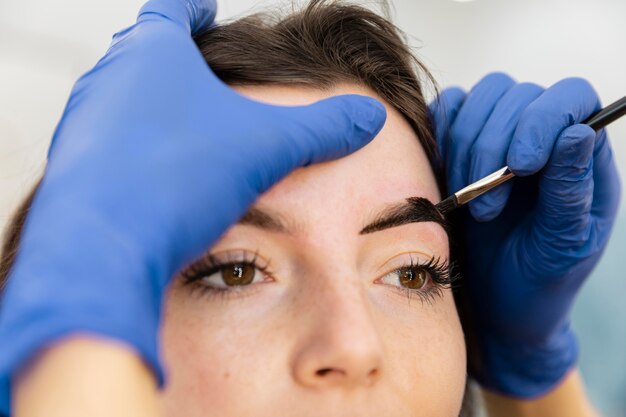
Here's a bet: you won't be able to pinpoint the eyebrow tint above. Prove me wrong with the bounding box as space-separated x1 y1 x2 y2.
359 197 449 235
238 197 450 237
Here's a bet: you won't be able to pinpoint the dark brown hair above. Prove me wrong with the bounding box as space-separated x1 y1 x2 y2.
1 0 443 288
194 0 442 183
0 1 472 414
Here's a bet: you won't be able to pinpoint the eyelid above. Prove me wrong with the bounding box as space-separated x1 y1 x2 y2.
205 249 271 267
375 251 440 275
179 248 273 284
179 248 276 300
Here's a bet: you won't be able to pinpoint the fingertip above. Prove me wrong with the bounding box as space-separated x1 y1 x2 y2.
138 0 217 33
554 77 598 105
551 124 596 164
476 72 516 90
469 201 499 222
186 0 217 33
429 87 466 159
468 184 511 222
564 123 595 140
430 86 466 127
342 95 387 138
290 94 387 163
507 139 544 176
540 124 595 187
508 76 602 176
507 109 549 176
437 86 467 108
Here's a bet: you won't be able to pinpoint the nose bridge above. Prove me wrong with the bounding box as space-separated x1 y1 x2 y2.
314 267 377 336
298 249 378 335
290 261 385 389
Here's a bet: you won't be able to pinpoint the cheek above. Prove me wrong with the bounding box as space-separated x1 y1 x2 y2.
158 286 289 414
378 290 466 414
158 282 467 416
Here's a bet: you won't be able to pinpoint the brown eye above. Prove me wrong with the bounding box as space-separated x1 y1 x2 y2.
221 264 256 286
397 266 428 289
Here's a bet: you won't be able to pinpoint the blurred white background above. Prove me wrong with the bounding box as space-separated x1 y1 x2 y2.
1 0 625 415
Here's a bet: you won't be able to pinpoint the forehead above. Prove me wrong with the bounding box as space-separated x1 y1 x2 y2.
234 83 441 234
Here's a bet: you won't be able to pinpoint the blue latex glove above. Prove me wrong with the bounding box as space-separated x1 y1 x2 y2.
430 72 621 398
0 0 386 412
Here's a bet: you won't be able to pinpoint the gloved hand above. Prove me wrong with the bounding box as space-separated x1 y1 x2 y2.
430 72 621 398
0 0 386 412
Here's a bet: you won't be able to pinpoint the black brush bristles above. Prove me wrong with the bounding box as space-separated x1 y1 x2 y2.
435 195 459 215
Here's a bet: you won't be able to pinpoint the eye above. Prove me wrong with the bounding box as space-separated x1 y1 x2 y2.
380 264 429 290
397 265 428 289
202 263 265 288
179 250 274 299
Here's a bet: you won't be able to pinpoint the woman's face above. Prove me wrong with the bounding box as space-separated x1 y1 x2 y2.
159 84 467 416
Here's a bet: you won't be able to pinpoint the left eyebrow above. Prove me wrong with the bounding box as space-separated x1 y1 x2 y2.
359 197 450 235
238 207 291 234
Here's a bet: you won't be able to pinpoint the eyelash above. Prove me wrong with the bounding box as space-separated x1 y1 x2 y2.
379 256 459 305
180 250 273 300
179 251 459 304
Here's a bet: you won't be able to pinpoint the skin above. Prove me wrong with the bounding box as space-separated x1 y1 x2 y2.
14 336 159 417
158 83 467 417
483 370 599 417
13 83 600 417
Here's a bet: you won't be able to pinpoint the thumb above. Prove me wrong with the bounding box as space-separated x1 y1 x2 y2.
531 124 596 264
278 94 387 167
138 0 217 34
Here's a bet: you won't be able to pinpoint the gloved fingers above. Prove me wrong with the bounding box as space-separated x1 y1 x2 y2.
533 124 596 251
287 94 387 163
250 94 387 191
447 72 515 195
507 77 601 176
138 0 217 34
428 86 466 163
467 82 544 221
590 129 621 226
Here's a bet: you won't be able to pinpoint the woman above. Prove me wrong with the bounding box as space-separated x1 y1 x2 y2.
0 0 615 416
5 3 468 414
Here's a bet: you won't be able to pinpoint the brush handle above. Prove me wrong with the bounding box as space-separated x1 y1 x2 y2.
452 95 626 204
585 95 626 130
454 166 514 205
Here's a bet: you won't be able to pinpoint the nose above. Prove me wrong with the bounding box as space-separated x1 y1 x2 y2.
291 277 384 390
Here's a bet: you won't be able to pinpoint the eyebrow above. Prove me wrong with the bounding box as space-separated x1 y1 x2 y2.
238 197 449 236
238 207 291 233
359 197 450 235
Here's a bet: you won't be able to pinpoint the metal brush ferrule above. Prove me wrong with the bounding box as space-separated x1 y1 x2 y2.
455 166 515 206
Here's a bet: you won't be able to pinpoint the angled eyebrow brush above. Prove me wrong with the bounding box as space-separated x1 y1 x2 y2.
435 95 626 215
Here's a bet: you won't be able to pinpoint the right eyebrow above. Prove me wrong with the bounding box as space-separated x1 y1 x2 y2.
359 197 450 236
237 197 450 237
